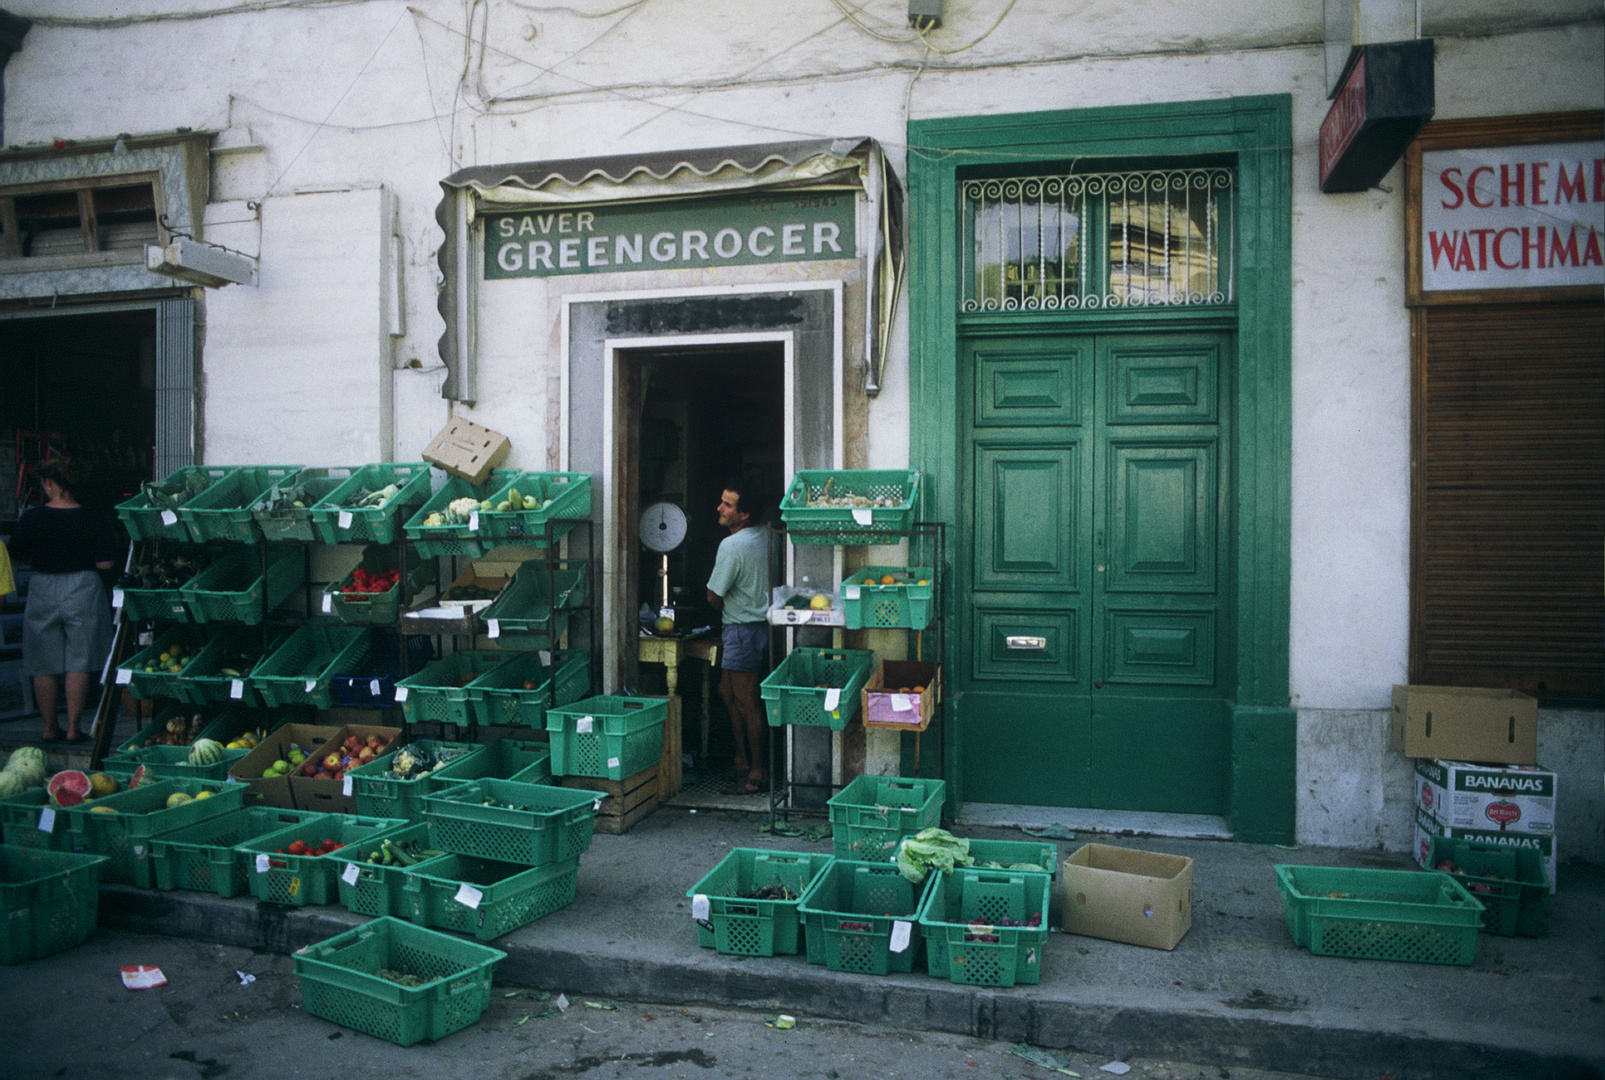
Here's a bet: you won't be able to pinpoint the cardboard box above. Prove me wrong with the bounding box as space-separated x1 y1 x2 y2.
1062 843 1193 950
402 558 524 635
861 661 940 732
1390 685 1537 764
227 722 340 810
292 723 402 814
1415 758 1557 835
422 418 511 485
1414 806 1556 895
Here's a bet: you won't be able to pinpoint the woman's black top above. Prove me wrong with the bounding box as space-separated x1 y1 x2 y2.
8 505 121 574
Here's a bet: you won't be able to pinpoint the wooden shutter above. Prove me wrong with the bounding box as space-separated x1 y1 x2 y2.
1411 301 1604 702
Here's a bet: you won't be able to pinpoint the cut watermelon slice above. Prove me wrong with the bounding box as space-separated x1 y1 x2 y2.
47 770 91 808
129 764 150 790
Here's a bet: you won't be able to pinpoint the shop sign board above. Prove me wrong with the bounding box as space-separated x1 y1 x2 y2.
483 192 856 279
1318 40 1435 193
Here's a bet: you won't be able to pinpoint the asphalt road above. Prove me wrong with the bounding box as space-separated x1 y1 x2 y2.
2 928 1352 1080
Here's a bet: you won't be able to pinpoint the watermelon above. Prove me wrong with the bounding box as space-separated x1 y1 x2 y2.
188 738 225 766
129 764 150 790
47 770 91 808
3 747 48 788
0 771 24 798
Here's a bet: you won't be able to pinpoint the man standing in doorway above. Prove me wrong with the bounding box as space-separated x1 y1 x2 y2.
706 478 771 795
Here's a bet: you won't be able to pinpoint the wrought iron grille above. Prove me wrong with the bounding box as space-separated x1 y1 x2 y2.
961 166 1234 311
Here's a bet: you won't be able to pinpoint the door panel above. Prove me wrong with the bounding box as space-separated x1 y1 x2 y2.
974 609 1079 681
974 445 1081 586
974 338 1086 426
1106 442 1216 591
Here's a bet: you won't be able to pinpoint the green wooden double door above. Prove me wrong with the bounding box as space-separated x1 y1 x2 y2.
957 329 1235 813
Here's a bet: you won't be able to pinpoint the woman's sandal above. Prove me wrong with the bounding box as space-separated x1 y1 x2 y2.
40 728 61 743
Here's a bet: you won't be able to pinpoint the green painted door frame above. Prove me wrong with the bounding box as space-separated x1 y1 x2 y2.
907 95 1295 844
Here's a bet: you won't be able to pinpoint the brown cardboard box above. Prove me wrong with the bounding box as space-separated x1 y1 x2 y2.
291 723 402 814
1062 843 1193 950
227 722 340 810
861 661 939 732
1390 685 1537 765
422 419 511 485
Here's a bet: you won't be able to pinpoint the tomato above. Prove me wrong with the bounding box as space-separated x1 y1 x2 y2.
287 840 308 856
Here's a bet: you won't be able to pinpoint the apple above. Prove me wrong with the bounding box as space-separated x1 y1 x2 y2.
358 747 375 761
324 753 342 769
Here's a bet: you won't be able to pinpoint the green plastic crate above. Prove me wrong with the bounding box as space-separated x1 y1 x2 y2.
686 848 834 956
477 559 586 645
179 465 302 543
293 917 506 1046
116 466 237 542
114 545 221 622
114 701 217 756
760 648 876 731
420 779 596 865
310 463 433 545
335 823 453 918
251 467 357 542
180 626 286 707
1426 835 1549 937
466 649 591 729
841 566 935 630
0 788 62 852
403 853 579 940
396 651 516 727
544 695 668 780
61 778 244 886
0 844 108 965
779 469 921 544
828 775 945 861
797 859 925 974
240 813 408 906
350 741 486 822
400 471 517 559
323 547 433 626
430 738 554 788
142 806 329 897
475 471 592 545
1274 864 1484 966
180 545 305 624
953 837 1059 881
251 625 372 709
114 625 215 702
919 869 1049 987
102 742 250 784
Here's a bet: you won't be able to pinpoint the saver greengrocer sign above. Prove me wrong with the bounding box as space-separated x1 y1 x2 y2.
483 192 857 279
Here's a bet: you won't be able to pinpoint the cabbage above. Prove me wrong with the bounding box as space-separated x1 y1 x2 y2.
893 828 973 884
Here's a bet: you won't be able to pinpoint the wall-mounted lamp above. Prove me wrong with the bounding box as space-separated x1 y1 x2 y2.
145 237 258 288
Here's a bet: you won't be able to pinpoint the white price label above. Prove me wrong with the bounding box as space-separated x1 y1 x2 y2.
304 680 317 693
468 511 479 532
321 593 333 614
485 618 500 639
891 694 913 712
369 679 382 698
851 507 874 526
337 510 354 530
37 808 56 833
255 854 270 874
230 679 245 700
132 845 145 857
577 716 594 734
116 668 133 685
890 920 912 953
607 757 620 769
453 882 484 909
393 687 408 703
342 775 354 796
160 509 179 527
593 798 602 811
112 589 125 609
539 650 551 666
823 687 841 712
691 894 710 921
845 585 860 601
342 863 360 886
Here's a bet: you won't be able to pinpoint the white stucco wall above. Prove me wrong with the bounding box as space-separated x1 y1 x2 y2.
5 0 1600 859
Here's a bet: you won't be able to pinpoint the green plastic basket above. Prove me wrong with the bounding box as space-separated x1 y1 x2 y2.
828 775 946 861
103 742 250 784
466 649 591 729
294 917 506 1046
240 813 408 906
180 626 287 707
180 545 305 624
475 471 592 545
477 559 586 645
251 467 356 543
323 548 433 626
334 822 454 918
114 625 215 703
179 465 303 543
779 469 921 544
396 651 517 727
686 848 835 956
116 466 237 542
114 545 220 622
841 566 935 630
919 869 1049 986
310 463 433 545
760 648 876 731
142 806 329 897
1275 864 1484 966
114 700 217 756
0 788 63 852
1426 835 1549 937
401 470 520 558
797 859 925 974
544 695 669 780
420 779 597 865
953 837 1059 881
62 778 244 886
350 741 486 822
403 853 579 941
251 625 373 709
430 738 554 788
0 844 109 965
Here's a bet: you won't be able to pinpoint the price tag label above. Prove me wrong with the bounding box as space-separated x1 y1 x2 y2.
393 687 408 703
255 854 271 874
454 882 483 909
845 585 860 601
891 694 913 712
593 798 602 812
539 650 551 667
304 679 318 694
112 589 125 609
337 510 354 530
691 894 710 921
823 688 842 712
38 808 56 833
369 679 382 698
890 920 912 953
321 593 333 614
160 509 179 527
468 511 480 532
116 668 133 685
341 775 353 796
132 844 145 857
607 757 620 770
577 716 594 734
485 618 500 639
342 863 361 886
851 507 874 526
230 679 245 700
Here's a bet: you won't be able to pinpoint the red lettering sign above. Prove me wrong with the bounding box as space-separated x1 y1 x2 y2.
1319 56 1367 186
1485 801 1522 826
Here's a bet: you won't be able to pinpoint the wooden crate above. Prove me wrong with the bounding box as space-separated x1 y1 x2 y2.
561 765 658 834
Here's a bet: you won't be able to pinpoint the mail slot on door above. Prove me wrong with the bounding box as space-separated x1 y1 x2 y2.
1006 635 1047 650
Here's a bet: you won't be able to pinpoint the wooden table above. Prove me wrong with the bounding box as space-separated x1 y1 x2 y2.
637 634 720 755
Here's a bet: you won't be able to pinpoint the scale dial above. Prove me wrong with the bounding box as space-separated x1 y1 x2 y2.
639 501 688 553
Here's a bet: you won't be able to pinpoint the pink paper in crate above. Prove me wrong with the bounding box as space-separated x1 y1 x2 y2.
861 661 939 733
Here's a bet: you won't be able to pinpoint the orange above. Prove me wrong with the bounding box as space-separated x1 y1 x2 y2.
879 574 896 585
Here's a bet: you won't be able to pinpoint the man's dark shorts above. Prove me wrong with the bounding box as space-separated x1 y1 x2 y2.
720 621 767 673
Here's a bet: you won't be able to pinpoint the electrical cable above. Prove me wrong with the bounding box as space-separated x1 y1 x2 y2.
913 0 1020 56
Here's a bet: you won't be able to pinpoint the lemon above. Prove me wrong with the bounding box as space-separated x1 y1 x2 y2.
165 792 193 808
809 594 831 611
194 790 212 800
90 805 118 814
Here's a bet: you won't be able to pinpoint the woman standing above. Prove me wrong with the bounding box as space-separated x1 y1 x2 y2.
8 458 120 743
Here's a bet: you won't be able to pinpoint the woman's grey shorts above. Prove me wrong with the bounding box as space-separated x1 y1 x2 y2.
719 622 768 673
23 570 113 677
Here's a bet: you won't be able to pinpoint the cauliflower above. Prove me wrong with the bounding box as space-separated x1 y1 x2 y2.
393 748 420 778
447 497 480 517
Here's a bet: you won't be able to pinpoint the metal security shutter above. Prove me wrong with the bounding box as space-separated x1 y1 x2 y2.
1411 301 1605 702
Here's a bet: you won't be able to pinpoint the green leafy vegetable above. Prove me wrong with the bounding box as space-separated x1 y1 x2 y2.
894 827 973 883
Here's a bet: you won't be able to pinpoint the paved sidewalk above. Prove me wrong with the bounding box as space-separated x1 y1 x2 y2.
100 804 1604 1080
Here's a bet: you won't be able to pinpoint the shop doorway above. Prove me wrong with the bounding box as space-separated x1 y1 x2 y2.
623 343 786 786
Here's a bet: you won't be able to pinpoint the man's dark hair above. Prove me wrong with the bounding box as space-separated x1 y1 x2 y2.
722 476 769 524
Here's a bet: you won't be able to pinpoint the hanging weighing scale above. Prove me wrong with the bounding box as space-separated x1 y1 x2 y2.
639 501 688 628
